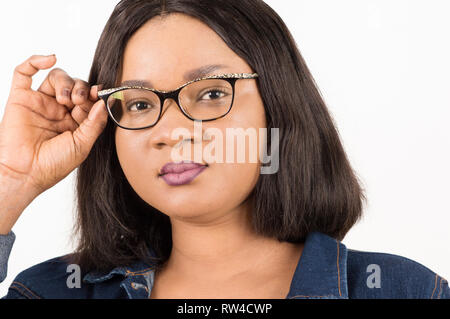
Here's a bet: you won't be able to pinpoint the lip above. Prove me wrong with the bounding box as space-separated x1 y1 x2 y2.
159 160 208 186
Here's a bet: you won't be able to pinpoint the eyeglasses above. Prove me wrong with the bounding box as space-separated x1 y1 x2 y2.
97 73 259 130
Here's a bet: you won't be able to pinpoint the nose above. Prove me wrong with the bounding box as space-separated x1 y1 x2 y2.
147 98 196 150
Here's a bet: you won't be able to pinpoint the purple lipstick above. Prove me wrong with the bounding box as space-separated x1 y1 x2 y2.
159 160 208 186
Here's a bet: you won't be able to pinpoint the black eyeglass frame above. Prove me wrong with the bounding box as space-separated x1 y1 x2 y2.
97 73 259 130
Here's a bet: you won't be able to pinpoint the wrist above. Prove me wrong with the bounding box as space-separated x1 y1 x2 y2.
0 167 39 235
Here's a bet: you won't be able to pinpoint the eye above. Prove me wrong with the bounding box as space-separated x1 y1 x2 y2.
127 101 154 112
199 89 228 100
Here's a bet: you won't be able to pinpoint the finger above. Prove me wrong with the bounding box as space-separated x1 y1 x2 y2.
37 68 75 109
19 106 79 134
7 89 69 121
89 84 104 102
72 98 96 124
11 55 56 91
70 84 100 125
40 113 79 134
71 105 89 126
52 112 79 133
72 99 108 158
71 79 91 106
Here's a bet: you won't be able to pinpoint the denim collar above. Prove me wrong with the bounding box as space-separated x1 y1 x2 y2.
83 231 348 299
83 250 158 299
285 231 349 299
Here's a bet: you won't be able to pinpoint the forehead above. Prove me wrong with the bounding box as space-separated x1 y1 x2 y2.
120 13 250 90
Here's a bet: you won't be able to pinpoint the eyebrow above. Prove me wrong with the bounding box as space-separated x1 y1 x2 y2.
120 64 228 88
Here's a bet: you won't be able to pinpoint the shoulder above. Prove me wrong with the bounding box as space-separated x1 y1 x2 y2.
3 254 93 299
346 248 449 299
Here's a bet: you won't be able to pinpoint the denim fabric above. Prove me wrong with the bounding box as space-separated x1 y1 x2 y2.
0 231 15 283
1 231 449 299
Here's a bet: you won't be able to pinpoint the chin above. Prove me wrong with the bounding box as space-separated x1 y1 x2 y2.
148 196 231 222
157 207 220 222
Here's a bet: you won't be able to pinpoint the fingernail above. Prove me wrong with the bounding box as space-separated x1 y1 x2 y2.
62 88 71 98
77 89 86 98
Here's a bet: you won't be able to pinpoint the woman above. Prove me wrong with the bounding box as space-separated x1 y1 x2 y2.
0 0 448 299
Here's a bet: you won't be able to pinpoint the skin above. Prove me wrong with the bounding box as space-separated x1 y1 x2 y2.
0 54 107 235
115 13 303 299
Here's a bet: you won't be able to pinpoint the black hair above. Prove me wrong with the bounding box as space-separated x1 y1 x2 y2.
72 0 366 272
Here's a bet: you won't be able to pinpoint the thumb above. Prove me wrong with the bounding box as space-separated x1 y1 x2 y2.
72 99 108 159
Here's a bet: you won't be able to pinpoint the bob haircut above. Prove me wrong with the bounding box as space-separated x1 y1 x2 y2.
71 0 366 272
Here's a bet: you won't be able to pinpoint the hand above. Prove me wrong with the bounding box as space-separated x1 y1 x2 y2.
0 54 108 199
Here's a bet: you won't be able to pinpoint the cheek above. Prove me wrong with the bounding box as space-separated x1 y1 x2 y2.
218 161 261 201
115 130 139 172
115 130 155 195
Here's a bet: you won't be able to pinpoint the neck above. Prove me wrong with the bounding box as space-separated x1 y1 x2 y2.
160 199 300 282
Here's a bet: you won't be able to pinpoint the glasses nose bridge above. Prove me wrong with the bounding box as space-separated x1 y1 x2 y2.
158 88 184 113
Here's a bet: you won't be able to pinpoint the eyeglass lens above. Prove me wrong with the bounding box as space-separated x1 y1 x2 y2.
107 79 233 129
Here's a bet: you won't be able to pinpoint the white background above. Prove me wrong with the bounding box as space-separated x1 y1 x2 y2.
0 0 449 297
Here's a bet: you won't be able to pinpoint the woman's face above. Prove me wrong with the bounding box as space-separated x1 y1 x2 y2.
115 13 267 222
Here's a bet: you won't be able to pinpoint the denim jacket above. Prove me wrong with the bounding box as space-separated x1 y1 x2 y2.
1 231 449 299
